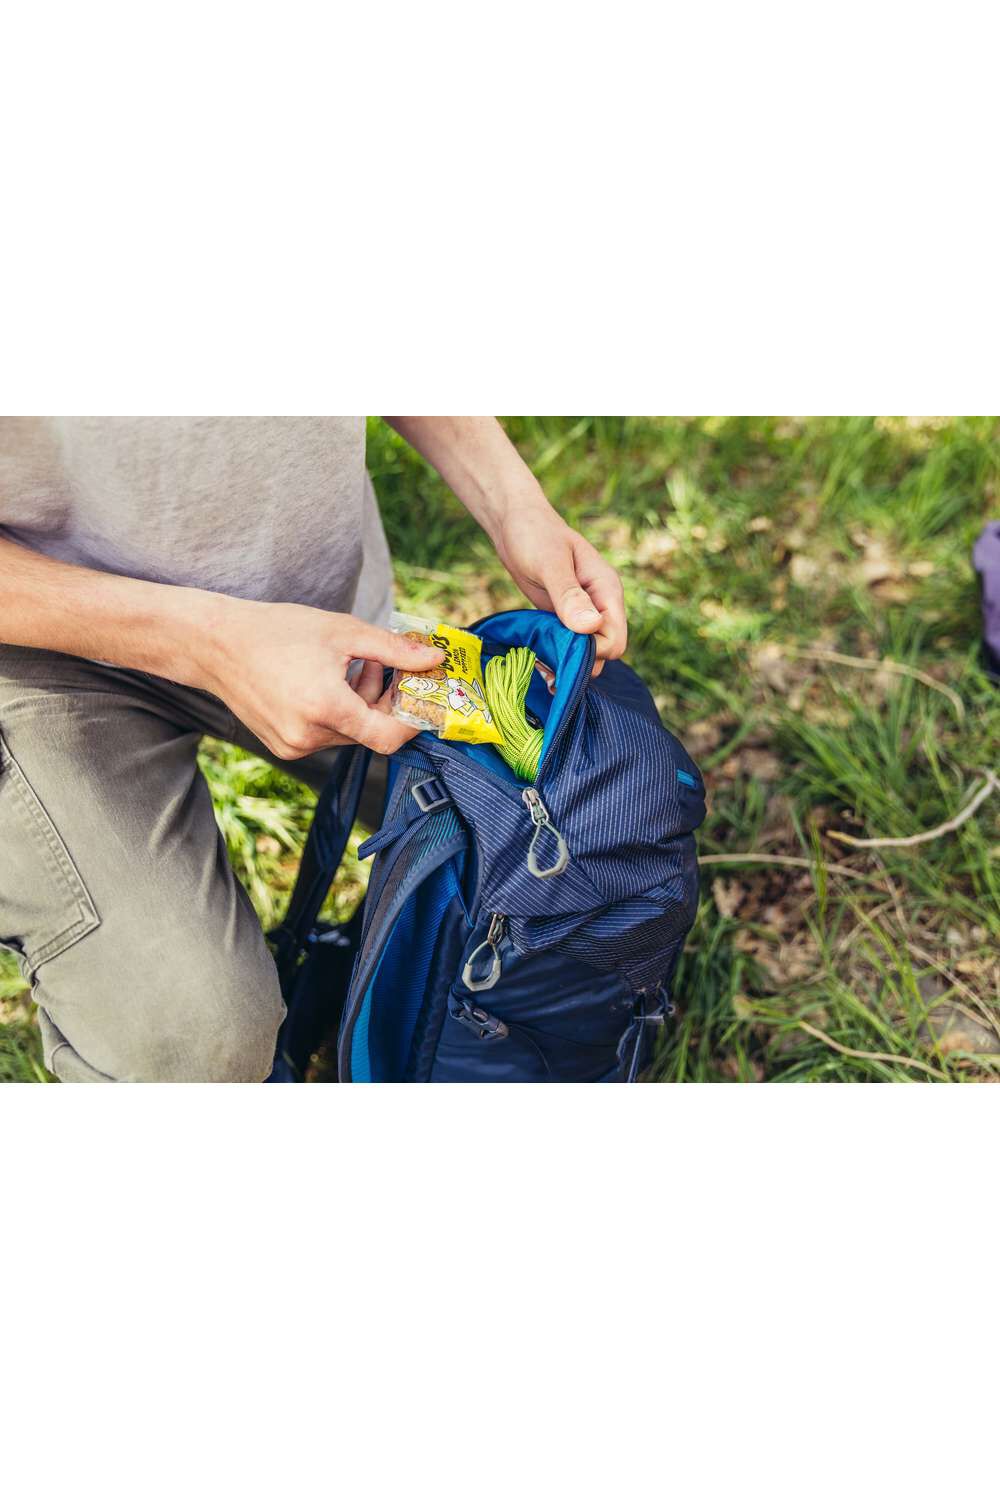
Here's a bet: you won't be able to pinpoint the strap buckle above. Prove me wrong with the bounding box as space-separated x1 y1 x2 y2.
410 776 450 814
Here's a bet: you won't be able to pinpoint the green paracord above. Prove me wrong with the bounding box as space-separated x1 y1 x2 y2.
484 647 544 782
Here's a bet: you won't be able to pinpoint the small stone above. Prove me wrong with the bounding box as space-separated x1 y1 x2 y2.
920 1004 1000 1057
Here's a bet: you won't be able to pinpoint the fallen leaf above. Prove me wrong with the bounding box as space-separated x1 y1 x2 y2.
684 717 728 757
749 515 772 533
721 748 784 781
790 554 820 587
870 579 914 604
712 879 746 919
634 530 678 566
719 1055 765 1081
751 642 794 692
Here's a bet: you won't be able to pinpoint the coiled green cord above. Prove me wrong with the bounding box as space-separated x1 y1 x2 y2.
484 647 544 782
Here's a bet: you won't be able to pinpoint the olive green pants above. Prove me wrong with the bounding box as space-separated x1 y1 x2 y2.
0 645 371 1082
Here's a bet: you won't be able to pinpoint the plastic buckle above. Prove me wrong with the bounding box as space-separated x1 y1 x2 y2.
451 998 509 1040
410 776 449 814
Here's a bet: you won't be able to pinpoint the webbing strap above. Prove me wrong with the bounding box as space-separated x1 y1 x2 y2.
270 745 371 992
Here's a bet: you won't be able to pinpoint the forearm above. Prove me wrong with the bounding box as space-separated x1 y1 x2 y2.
0 535 218 686
382 416 552 536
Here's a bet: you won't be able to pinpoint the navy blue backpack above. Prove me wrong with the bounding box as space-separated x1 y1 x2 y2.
269 610 705 1083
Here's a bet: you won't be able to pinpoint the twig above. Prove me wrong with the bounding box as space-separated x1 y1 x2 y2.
700 852 885 889
792 647 965 721
794 1020 949 1081
828 773 999 849
871 851 909 932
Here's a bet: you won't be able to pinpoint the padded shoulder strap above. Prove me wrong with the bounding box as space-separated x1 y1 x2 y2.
270 745 371 990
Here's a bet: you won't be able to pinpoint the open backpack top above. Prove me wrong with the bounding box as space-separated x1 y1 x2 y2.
269 609 706 1083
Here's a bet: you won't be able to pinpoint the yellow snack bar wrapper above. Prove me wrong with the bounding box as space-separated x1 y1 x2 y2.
389 611 504 745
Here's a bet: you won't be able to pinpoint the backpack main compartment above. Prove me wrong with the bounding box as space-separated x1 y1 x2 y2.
336 610 705 1083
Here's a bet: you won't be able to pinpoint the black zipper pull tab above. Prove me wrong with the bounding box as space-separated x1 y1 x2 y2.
522 788 569 878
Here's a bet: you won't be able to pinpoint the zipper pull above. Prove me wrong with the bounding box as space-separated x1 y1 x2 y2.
450 995 510 1040
522 788 569 879
461 912 507 992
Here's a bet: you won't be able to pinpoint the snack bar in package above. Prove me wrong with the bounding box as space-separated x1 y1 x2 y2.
389 611 503 745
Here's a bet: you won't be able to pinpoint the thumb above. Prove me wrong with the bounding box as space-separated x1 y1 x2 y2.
349 620 445 671
540 560 603 634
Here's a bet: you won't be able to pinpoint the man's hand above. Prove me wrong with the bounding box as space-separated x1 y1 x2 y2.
199 598 444 758
489 499 627 673
383 418 627 675
0 537 444 756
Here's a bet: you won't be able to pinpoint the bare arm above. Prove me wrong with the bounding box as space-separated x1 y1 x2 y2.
383 417 627 669
0 535 442 757
0 534 218 680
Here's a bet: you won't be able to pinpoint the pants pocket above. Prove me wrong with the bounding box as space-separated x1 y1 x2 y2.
0 732 100 970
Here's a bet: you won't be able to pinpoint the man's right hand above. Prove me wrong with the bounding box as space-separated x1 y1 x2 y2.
0 536 444 758
198 598 445 759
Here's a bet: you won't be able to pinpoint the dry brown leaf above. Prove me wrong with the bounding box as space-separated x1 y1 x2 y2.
634 530 678 566
721 748 784 781
684 717 729 757
712 878 746 918
752 642 794 692
719 1056 765 1081
790 554 821 587
870 579 914 605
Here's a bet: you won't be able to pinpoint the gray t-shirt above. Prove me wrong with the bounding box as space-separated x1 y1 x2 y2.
0 416 394 623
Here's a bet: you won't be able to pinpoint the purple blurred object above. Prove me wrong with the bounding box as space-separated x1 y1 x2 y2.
974 521 1000 678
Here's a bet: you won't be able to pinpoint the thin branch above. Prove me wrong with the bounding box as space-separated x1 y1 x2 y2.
828 773 999 849
794 1020 949 1081
700 852 885 889
792 647 965 721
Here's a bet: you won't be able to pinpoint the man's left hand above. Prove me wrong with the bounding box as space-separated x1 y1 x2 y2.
491 499 627 674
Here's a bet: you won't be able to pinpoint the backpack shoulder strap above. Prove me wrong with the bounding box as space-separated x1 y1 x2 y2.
269 745 372 990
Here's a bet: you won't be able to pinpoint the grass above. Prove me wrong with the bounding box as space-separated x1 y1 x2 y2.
2 416 997 1081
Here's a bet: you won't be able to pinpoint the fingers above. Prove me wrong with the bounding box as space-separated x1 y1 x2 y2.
331 681 422 755
573 536 628 664
536 553 604 635
346 618 444 671
354 657 385 706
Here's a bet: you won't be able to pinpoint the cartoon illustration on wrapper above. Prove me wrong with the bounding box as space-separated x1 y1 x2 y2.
396 672 495 731
446 676 492 722
389 612 503 745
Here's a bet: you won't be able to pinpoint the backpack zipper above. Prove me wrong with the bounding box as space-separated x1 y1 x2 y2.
521 788 569 878
461 912 507 991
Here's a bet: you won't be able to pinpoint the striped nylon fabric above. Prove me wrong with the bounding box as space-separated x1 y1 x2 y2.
408 656 706 992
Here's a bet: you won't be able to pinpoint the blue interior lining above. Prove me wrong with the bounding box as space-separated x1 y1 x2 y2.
415 610 591 783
